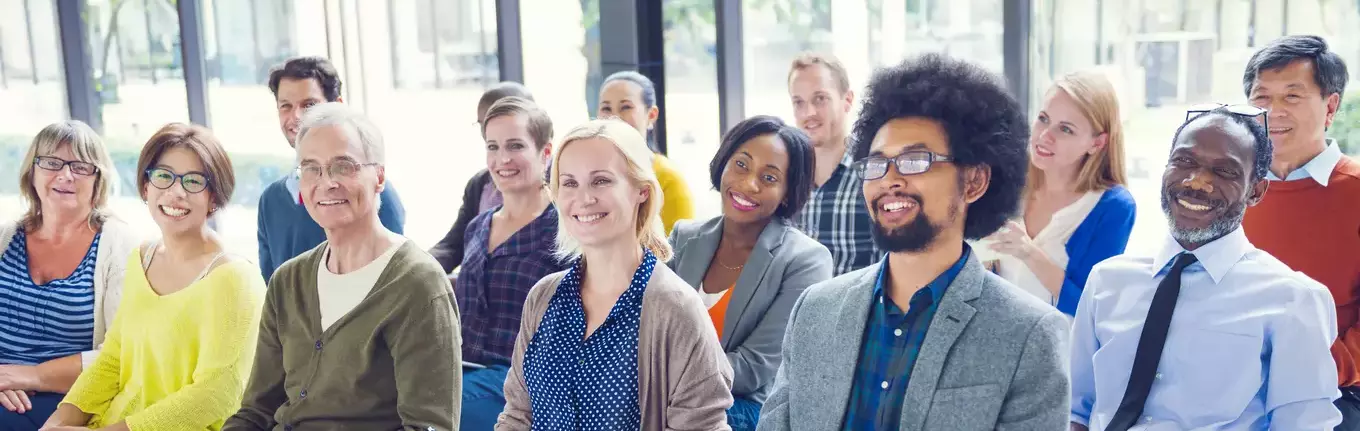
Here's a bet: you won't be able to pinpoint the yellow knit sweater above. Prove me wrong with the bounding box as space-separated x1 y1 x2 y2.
653 154 694 235
62 250 265 430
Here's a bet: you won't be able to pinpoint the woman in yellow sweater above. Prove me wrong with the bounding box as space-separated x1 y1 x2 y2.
597 71 695 234
42 124 266 431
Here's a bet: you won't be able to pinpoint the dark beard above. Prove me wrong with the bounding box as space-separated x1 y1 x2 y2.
870 194 954 253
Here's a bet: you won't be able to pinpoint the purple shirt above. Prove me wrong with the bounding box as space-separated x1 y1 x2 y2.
457 205 566 366
478 182 503 214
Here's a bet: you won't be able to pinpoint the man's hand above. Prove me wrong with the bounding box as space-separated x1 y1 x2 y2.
0 364 39 391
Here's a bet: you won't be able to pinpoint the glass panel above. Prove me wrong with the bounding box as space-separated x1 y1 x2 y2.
664 0 721 219
0 0 67 221
1032 0 1360 254
864 0 1006 73
354 0 500 248
528 0 597 128
201 0 327 256
85 0 189 241
742 0 833 121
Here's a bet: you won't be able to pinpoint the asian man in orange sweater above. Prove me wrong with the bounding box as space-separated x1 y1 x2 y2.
1240 35 1360 428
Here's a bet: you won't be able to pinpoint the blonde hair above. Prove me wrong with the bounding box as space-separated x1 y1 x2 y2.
1028 71 1128 194
549 119 672 262
788 52 851 94
18 121 117 231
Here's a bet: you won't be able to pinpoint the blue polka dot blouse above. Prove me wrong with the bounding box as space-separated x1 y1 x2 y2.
522 248 657 430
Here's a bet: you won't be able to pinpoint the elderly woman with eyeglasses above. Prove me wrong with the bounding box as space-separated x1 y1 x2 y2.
43 123 266 430
0 121 140 430
224 103 460 431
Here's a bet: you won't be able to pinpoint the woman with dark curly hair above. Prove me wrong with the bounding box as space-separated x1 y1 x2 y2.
756 53 1069 430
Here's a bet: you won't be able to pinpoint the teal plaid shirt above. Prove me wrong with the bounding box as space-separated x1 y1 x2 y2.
841 247 970 430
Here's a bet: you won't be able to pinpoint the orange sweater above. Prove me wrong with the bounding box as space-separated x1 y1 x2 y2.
1243 156 1360 387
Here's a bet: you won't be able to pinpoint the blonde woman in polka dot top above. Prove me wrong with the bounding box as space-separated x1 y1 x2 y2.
496 119 734 430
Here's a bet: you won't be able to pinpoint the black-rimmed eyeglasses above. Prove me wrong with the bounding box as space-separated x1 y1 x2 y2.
851 151 954 181
34 156 99 177
1185 103 1268 130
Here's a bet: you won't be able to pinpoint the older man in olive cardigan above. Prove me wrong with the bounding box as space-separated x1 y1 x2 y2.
224 103 461 431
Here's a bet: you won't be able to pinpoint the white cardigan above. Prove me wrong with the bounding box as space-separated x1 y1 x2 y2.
0 217 141 369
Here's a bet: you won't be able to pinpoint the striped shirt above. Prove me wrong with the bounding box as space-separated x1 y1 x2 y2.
842 247 969 430
801 150 881 275
0 228 100 365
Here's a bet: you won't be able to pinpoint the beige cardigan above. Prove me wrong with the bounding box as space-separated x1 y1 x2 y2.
496 262 734 430
0 218 140 369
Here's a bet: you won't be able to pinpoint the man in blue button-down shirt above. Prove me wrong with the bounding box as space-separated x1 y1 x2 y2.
1070 108 1341 430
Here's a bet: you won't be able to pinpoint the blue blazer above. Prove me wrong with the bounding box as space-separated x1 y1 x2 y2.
1055 185 1137 315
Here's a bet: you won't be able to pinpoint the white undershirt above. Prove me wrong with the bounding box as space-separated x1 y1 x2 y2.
996 191 1102 304
698 282 729 309
316 241 403 331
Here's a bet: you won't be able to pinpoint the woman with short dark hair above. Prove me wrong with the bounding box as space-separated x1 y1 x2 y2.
667 115 832 430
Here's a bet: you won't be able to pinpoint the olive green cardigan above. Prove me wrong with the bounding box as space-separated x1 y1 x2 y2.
223 240 462 430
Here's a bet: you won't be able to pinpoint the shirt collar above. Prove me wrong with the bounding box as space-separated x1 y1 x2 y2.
838 148 857 168
1153 227 1253 284
873 244 972 305
285 173 302 206
1266 139 1342 186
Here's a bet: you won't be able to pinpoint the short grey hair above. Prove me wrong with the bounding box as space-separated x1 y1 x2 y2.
295 102 386 164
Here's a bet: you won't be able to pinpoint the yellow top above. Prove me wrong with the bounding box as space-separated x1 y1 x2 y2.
62 249 266 430
653 154 694 235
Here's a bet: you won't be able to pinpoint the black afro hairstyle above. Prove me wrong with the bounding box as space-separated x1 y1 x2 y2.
851 53 1030 240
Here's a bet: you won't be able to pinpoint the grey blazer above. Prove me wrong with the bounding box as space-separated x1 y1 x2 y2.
756 252 1071 431
668 217 833 403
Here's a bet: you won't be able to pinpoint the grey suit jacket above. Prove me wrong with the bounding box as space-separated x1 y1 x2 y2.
756 251 1071 431
668 217 833 403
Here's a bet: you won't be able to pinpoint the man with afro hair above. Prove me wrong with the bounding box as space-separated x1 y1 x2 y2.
757 53 1069 430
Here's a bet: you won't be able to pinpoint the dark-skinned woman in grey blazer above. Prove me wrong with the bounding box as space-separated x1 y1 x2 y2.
668 115 833 431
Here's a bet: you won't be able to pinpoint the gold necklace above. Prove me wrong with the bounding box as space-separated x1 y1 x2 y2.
717 259 744 271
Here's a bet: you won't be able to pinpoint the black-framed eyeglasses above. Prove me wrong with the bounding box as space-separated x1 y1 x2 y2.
34 156 99 177
1186 103 1269 130
145 168 210 194
296 159 380 182
851 151 954 181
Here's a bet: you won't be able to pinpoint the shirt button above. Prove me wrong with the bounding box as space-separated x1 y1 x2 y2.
284 426 293 431
894 329 903 337
1155 372 1162 380
299 390 307 399
880 381 889 389
1144 416 1152 423
315 340 322 350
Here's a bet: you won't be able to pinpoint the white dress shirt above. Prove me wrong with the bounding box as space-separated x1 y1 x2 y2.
1266 140 1343 186
1070 227 1341 430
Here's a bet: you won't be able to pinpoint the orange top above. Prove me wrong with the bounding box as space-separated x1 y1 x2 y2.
1243 156 1360 386
706 286 735 339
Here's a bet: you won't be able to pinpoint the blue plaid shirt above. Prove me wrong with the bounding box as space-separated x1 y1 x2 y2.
457 205 568 366
841 247 970 430
800 150 881 276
